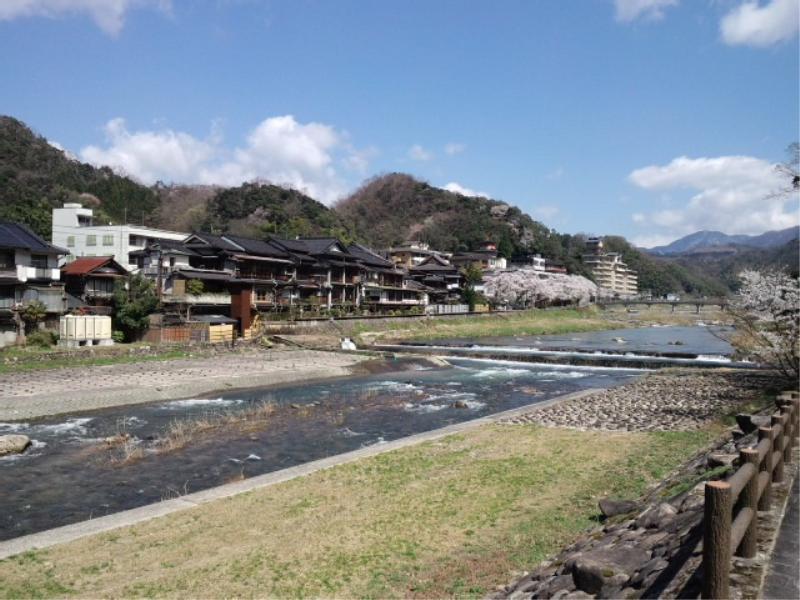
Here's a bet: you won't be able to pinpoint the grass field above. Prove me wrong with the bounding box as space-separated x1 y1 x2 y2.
0 345 196 374
0 424 718 599
351 308 618 345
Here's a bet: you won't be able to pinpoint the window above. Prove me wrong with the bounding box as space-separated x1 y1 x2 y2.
102 235 114 246
66 236 75 248
86 235 97 246
255 287 274 303
30 255 48 269
0 251 14 270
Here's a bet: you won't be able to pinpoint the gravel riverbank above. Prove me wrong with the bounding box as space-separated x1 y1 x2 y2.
0 349 370 421
501 369 776 431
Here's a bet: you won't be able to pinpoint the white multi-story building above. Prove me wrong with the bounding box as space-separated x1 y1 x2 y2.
582 238 638 298
52 203 189 272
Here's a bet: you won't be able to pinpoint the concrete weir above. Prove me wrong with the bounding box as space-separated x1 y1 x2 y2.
374 344 758 370
0 388 598 560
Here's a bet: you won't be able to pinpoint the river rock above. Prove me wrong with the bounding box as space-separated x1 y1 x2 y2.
0 434 31 456
636 503 677 529
599 497 639 518
452 400 469 409
570 546 641 594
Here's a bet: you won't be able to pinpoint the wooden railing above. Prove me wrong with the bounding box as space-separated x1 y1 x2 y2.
702 391 799 599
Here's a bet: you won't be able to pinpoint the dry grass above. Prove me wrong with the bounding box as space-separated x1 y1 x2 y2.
106 402 278 465
0 424 716 599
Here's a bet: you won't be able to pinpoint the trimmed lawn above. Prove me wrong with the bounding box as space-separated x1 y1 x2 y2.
0 424 716 599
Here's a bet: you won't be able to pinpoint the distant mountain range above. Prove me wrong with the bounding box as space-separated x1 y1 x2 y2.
647 227 800 256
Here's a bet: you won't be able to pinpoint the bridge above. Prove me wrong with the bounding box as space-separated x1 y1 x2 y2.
597 297 729 313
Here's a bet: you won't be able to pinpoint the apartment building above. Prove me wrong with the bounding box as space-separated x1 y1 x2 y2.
582 237 638 297
52 203 188 271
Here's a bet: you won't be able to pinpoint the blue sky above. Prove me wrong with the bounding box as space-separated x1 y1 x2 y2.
1 0 798 246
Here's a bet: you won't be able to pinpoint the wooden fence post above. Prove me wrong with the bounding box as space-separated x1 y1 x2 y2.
703 481 732 600
771 414 785 483
758 426 773 511
736 449 759 558
780 406 793 463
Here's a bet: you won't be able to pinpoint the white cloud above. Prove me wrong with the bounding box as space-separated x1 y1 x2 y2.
720 0 799 47
628 154 799 238
614 0 678 22
0 0 171 35
408 144 433 161
81 118 216 183
80 115 371 204
443 182 489 198
444 142 466 156
546 167 565 180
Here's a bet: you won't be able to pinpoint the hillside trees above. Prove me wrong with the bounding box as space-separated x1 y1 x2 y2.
202 182 352 240
0 116 160 237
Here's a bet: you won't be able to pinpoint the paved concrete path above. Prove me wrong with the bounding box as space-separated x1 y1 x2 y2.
0 388 598 560
0 349 367 420
762 474 800 600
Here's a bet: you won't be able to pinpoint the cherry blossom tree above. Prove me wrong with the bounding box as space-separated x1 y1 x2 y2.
732 269 799 380
483 269 597 308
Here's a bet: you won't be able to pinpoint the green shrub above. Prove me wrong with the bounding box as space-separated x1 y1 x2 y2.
26 329 57 348
112 330 125 343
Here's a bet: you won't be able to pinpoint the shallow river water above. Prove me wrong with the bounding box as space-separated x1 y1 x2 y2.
0 358 642 540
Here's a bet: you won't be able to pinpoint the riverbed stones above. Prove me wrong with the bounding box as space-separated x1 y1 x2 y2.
0 434 30 456
500 370 773 432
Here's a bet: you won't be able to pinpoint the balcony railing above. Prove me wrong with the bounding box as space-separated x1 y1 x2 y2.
165 293 232 305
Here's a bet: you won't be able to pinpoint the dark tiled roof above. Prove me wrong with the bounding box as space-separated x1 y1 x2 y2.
272 237 349 257
135 239 198 256
222 234 290 259
0 221 67 254
410 262 459 273
185 232 243 252
347 243 395 268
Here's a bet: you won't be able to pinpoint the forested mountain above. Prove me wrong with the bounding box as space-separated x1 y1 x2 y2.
202 182 353 240
672 240 800 290
0 116 160 237
3 114 792 296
